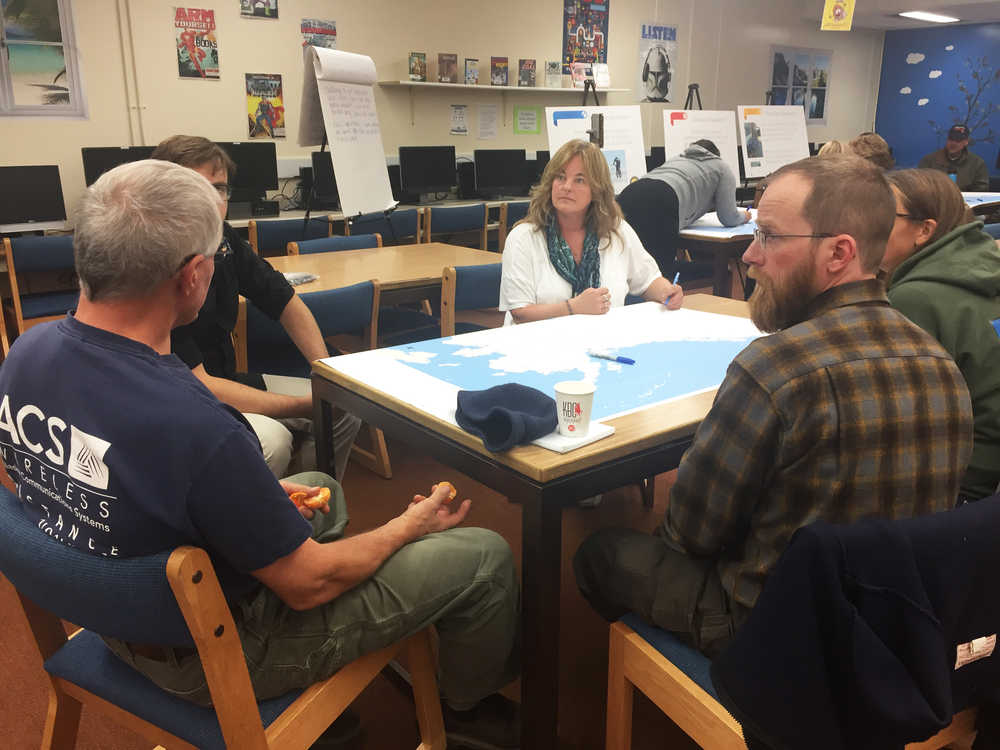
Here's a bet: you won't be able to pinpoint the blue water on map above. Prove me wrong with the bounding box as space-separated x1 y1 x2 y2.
389 338 753 419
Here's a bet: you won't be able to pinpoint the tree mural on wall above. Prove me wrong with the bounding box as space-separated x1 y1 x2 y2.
929 56 1000 146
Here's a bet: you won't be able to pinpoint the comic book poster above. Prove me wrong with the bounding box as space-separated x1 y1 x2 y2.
465 58 479 85
637 23 676 102
174 7 219 79
409 52 427 82
240 0 277 18
245 73 285 138
518 59 536 87
301 18 336 48
562 0 608 74
491 57 508 86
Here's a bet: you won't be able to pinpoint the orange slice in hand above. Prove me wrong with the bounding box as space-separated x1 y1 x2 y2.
289 487 331 509
437 481 457 504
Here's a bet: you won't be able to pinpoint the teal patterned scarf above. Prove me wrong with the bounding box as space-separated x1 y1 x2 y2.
546 218 601 296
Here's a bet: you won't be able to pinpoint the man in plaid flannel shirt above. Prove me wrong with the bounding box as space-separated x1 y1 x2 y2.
575 155 973 656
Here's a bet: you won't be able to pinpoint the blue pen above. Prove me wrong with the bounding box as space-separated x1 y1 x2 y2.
665 272 681 305
588 349 635 365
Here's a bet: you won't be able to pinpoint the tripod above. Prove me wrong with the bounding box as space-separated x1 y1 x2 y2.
684 83 702 110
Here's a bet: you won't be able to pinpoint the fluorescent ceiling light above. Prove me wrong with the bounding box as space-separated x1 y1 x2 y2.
898 10 960 22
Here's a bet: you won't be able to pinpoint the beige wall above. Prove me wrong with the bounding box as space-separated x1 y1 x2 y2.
2 0 884 215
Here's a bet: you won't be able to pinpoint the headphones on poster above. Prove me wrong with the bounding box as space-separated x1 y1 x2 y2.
641 45 672 100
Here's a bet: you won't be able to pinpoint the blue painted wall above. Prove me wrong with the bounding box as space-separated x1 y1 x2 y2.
875 23 999 175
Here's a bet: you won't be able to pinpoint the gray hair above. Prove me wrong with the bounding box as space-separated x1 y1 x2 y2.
74 159 222 302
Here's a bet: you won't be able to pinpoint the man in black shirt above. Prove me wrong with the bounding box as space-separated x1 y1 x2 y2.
918 124 989 192
152 135 361 478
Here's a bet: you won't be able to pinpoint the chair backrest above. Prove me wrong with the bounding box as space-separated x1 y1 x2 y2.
427 204 488 249
6 234 75 273
249 217 331 256
246 280 380 376
499 201 530 250
440 263 502 337
0 483 193 646
348 208 423 244
289 233 382 255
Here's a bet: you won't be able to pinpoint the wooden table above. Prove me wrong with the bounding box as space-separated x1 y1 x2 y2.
310 294 751 749
679 233 753 298
267 242 500 306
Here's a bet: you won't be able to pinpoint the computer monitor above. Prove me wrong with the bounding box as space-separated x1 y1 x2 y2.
215 141 279 201
310 151 339 209
536 149 550 170
398 146 456 197
648 146 665 169
81 146 156 186
0 166 68 233
474 149 527 197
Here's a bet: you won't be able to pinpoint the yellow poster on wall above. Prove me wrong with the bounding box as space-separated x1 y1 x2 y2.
821 0 855 31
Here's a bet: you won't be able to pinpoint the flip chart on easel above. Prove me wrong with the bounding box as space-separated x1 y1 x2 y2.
299 47 395 216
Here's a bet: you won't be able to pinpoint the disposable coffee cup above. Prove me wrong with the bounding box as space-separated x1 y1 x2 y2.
554 381 595 437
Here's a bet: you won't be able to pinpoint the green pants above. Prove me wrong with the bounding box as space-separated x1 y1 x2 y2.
106 472 520 709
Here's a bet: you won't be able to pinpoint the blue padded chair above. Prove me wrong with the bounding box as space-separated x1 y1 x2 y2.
288 233 382 255
498 200 530 250
440 263 502 337
242 281 392 478
248 217 332 256
984 223 1000 240
2 235 80 337
347 208 424 245
427 204 488 249
0 483 444 750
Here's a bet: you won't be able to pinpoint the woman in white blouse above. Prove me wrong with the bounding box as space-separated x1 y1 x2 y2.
500 138 683 325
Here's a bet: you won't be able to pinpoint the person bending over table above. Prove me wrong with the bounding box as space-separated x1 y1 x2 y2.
615 139 752 278
499 138 684 326
575 155 973 658
883 168 1000 503
0 160 521 749
151 135 360 480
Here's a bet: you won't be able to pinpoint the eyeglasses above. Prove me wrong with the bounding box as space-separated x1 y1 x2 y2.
752 227 835 249
175 242 226 273
895 212 921 221
211 183 233 199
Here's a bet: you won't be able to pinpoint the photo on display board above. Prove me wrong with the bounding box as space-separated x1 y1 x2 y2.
602 149 627 184
744 122 763 158
174 7 219 79
245 73 285 138
240 0 277 19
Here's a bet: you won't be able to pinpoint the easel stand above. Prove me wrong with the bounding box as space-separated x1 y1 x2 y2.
581 79 599 106
301 134 329 240
347 206 400 245
684 83 702 110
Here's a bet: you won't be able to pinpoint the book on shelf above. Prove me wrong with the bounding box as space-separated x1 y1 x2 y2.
408 52 426 82
571 61 593 89
490 56 508 86
518 58 536 87
438 53 458 83
464 57 479 85
544 61 561 88
592 62 609 88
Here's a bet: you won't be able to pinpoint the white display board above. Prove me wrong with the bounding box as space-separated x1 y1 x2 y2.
662 110 741 183
545 105 646 194
298 47 395 217
736 105 810 179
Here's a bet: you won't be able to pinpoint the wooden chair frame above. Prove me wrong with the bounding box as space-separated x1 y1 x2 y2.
15 545 444 750
2 236 73 336
234 280 392 479
426 204 489 250
607 620 979 750
287 233 383 256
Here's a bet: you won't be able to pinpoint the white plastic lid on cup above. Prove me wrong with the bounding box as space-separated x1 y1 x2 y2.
554 380 596 437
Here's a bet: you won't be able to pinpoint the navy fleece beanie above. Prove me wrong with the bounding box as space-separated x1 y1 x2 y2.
455 383 558 452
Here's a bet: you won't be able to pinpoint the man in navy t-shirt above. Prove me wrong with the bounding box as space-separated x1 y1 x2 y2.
0 160 520 749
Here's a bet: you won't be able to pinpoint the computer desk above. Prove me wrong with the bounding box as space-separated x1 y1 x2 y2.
310 293 752 749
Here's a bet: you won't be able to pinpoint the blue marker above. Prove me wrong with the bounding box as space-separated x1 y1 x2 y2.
665 272 680 305
588 349 635 366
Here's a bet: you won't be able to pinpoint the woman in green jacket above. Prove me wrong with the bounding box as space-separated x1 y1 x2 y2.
884 168 1000 502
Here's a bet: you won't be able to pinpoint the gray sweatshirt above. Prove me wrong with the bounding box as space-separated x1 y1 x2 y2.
644 145 744 228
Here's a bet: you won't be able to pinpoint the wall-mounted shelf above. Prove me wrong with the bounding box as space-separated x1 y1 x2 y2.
378 80 631 126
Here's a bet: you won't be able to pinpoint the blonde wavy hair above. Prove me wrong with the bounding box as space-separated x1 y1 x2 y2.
522 139 623 247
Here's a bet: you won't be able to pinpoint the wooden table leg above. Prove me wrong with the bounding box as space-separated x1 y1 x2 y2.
712 252 731 298
519 496 563 749
312 378 336 477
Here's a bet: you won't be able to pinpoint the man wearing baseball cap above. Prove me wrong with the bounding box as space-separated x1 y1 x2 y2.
918 124 989 191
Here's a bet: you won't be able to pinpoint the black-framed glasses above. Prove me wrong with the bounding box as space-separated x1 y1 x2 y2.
895 212 920 221
752 227 835 249
211 183 233 199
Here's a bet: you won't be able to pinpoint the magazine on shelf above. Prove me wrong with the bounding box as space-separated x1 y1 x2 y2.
518 58 536 87
408 52 426 81
571 62 593 88
464 58 479 85
592 62 609 88
544 61 561 88
491 56 509 86
438 53 458 83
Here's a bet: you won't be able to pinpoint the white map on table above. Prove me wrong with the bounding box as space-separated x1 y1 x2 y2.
321 304 764 426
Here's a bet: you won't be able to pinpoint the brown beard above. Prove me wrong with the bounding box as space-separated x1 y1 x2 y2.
747 257 816 333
